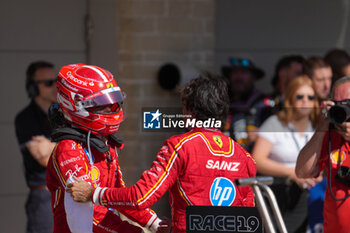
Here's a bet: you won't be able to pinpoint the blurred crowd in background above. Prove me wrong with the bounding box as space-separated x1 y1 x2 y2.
16 47 350 233
221 48 350 233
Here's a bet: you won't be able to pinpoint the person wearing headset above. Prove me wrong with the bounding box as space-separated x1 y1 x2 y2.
15 61 58 233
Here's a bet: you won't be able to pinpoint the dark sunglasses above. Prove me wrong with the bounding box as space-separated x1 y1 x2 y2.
295 94 315 101
35 78 57 87
229 58 251 67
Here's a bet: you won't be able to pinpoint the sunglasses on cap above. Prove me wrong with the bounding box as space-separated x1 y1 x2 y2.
229 58 251 67
295 94 315 101
35 78 57 87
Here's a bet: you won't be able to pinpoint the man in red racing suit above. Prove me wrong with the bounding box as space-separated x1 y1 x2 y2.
47 63 160 233
89 128 256 233
46 138 160 233
68 75 257 233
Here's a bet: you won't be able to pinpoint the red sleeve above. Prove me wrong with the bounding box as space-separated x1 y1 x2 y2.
93 208 143 233
113 163 160 230
237 143 256 206
92 139 181 210
52 141 144 233
51 140 91 188
235 142 257 177
245 152 257 178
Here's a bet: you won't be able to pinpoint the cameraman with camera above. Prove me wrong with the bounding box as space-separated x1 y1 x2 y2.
296 76 350 233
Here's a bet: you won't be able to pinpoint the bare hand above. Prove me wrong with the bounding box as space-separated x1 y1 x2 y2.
66 177 94 202
247 127 258 144
289 171 316 189
335 122 350 141
26 136 56 160
156 217 172 233
322 100 350 140
317 100 334 131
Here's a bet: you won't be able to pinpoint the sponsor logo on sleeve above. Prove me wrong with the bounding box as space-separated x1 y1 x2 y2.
65 165 83 178
60 156 81 167
331 149 346 165
78 174 90 181
90 166 100 183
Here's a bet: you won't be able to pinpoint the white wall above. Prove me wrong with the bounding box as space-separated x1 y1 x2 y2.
0 0 116 231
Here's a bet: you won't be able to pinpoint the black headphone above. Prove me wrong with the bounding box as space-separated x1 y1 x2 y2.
26 79 39 98
25 61 54 98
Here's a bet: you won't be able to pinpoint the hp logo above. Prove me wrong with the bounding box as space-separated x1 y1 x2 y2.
210 177 236 206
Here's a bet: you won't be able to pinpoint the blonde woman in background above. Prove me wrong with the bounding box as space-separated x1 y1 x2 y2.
252 76 321 233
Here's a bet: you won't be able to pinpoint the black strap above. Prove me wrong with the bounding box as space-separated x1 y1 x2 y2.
328 124 350 201
51 127 123 153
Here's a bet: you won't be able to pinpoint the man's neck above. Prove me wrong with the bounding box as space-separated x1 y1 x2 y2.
34 97 51 114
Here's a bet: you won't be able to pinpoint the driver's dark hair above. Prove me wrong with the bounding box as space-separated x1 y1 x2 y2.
180 74 229 123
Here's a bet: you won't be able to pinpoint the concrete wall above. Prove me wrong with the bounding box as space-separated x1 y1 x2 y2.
115 0 215 217
0 0 214 230
2 0 350 231
0 0 116 231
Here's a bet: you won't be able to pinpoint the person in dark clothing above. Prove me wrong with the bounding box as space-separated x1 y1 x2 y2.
271 55 305 97
261 55 306 122
324 48 350 85
221 57 268 151
15 61 57 233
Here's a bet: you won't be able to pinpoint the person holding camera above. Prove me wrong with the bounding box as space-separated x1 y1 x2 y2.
302 56 333 233
252 76 320 233
296 76 350 233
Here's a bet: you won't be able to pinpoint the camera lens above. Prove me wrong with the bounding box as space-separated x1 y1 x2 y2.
328 105 347 124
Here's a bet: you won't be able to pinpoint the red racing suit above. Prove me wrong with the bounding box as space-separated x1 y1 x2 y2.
46 139 160 233
318 131 350 233
91 128 257 233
